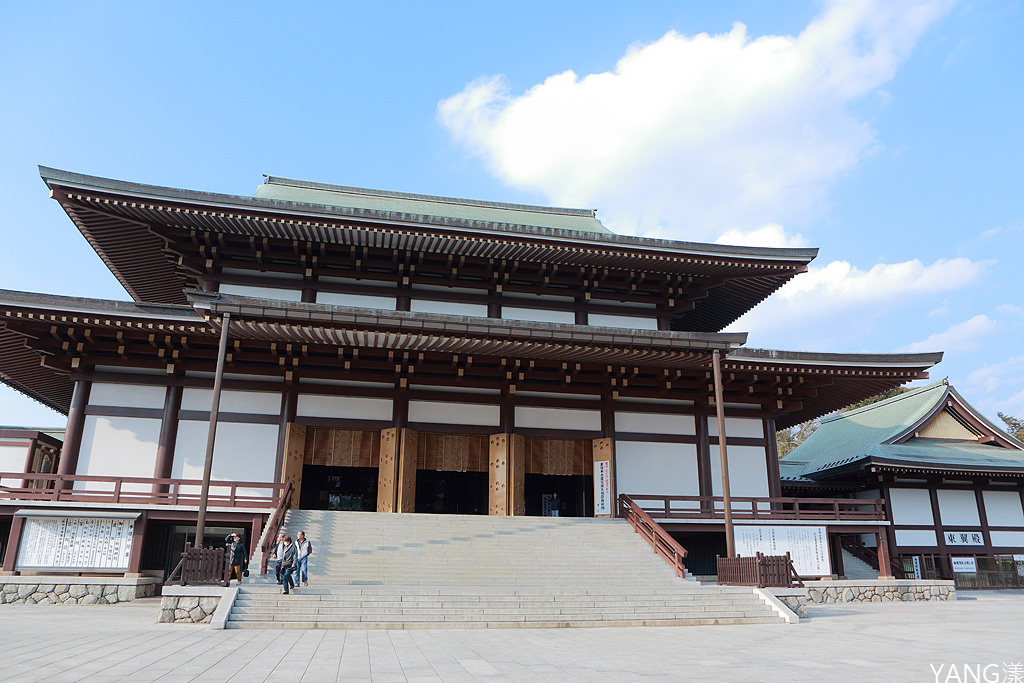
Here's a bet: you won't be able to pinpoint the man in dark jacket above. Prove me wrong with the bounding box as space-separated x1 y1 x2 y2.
224 532 248 583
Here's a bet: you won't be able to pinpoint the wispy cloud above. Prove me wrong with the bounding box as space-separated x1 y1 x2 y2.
899 314 998 353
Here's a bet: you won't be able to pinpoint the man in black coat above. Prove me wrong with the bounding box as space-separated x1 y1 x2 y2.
224 532 248 583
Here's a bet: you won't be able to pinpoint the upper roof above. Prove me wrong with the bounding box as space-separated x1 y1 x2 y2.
782 380 1024 478
39 167 818 331
254 175 614 235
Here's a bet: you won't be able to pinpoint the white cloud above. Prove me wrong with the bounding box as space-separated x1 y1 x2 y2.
724 256 985 347
715 223 809 248
967 356 1024 394
898 314 998 353
928 305 950 317
439 0 956 240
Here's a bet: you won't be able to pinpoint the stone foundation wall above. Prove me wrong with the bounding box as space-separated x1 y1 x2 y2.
0 581 156 605
158 595 221 623
777 595 809 618
805 580 955 603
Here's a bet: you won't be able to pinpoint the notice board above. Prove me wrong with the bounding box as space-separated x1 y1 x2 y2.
735 525 831 577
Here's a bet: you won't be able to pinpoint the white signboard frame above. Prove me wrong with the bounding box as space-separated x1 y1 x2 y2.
593 460 612 516
943 531 985 546
735 525 831 577
950 557 978 573
15 513 136 572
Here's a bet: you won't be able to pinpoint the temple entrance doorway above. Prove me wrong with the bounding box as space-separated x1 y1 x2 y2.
299 465 377 511
524 437 594 517
414 432 489 515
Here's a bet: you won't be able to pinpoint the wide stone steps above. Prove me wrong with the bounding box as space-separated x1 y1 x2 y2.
228 510 785 628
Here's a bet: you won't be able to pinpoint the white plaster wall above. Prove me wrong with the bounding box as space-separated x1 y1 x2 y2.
408 401 499 426
989 531 1024 547
709 445 769 499
587 313 658 330
220 284 303 302
296 394 393 421
888 488 934 526
614 412 695 436
173 420 278 498
937 489 981 526
501 306 576 325
514 406 601 431
707 416 765 439
0 442 29 487
615 441 700 507
181 389 282 415
317 291 397 309
894 529 938 547
77 415 162 492
89 383 166 409
983 490 1024 527
410 299 489 318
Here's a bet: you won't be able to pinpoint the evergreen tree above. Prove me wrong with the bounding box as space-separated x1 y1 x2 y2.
998 412 1024 441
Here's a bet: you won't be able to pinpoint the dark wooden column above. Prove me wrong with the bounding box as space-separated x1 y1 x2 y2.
1 516 25 573
126 512 148 577
20 438 38 489
57 380 92 486
763 417 782 498
974 487 992 548
695 414 713 512
153 385 182 493
276 391 297 481
876 529 893 579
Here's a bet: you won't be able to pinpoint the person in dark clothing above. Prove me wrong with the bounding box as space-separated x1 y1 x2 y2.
224 532 247 583
279 535 298 595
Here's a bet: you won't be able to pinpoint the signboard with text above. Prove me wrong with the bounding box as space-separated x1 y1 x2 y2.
735 525 831 577
943 531 984 546
15 516 135 572
593 460 612 516
950 557 977 573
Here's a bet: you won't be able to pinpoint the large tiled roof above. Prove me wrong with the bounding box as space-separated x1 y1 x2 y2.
782 381 1024 477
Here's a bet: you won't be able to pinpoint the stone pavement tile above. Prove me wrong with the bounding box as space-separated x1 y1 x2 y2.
223 630 306 683
299 630 347 683
5 628 165 682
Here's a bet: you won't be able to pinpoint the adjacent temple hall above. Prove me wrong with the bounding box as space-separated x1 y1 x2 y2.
0 167 946 579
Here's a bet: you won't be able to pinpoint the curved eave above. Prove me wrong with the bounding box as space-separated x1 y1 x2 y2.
725 348 943 430
41 167 817 318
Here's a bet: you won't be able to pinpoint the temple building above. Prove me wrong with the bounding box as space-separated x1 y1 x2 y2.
0 167 945 580
781 381 1024 584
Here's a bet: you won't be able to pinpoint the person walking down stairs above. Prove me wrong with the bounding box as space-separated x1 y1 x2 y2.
295 531 313 587
279 536 298 595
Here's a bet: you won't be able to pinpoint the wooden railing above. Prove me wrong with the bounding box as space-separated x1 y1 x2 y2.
625 493 885 521
717 552 805 588
840 536 881 570
165 542 230 587
260 483 293 577
618 494 688 578
0 472 285 509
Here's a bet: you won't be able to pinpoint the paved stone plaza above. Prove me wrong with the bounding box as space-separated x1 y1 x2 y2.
1 593 1022 682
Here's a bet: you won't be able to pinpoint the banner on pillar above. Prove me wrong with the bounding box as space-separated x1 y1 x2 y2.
735 525 831 577
594 460 612 516
15 513 136 572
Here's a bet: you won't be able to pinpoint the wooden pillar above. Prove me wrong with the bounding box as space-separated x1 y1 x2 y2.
763 417 782 498
830 534 845 578
57 380 91 486
876 529 893 579
488 433 510 515
509 434 526 516
20 438 38 489
126 512 148 577
377 428 399 512
195 312 232 546
396 429 418 513
696 414 713 513
153 385 182 494
250 515 263 562
712 350 735 558
276 392 297 482
2 516 25 573
592 438 614 517
281 423 306 509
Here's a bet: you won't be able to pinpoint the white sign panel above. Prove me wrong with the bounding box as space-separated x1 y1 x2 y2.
735 525 831 577
594 460 612 516
16 517 134 571
943 531 985 546
951 557 977 573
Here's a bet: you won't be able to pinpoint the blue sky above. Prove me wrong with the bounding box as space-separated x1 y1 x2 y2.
0 0 1021 428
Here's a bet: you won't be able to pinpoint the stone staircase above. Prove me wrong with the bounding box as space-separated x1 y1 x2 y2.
841 548 881 580
226 510 786 629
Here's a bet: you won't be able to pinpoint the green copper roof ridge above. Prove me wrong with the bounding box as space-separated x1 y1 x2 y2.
263 174 597 218
820 379 949 424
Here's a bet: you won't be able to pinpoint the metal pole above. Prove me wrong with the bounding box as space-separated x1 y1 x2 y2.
712 349 735 558
195 312 231 547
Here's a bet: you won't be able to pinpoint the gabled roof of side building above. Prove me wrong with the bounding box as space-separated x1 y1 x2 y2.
782 380 1024 478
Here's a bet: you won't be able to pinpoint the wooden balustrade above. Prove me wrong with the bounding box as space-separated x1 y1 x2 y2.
165 542 231 586
624 493 885 521
618 494 689 578
717 552 804 588
0 472 284 509
260 483 293 577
